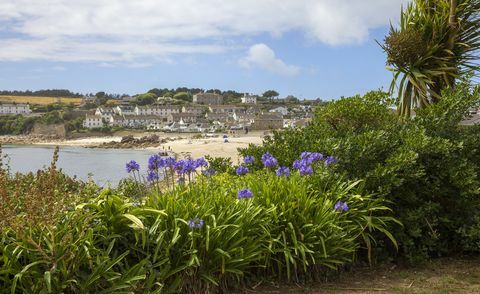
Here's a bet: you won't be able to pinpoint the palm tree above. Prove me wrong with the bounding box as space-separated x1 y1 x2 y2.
381 0 480 117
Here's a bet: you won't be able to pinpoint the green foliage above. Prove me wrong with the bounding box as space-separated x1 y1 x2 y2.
135 93 157 105
263 90 279 98
242 82 480 262
0 115 37 135
173 92 192 102
204 155 235 174
0 147 397 292
382 0 480 116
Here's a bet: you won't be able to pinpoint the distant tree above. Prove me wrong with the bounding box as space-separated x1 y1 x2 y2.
262 90 280 102
163 91 174 98
135 93 157 105
285 95 299 104
173 92 192 102
147 88 163 97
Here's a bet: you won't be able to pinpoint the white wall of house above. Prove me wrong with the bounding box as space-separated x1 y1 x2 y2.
83 115 104 129
241 95 257 104
0 103 32 115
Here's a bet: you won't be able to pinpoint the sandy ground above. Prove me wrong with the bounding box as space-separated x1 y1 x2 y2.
152 135 264 163
28 132 266 162
35 136 123 146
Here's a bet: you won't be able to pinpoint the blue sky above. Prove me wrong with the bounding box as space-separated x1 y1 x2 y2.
0 0 408 99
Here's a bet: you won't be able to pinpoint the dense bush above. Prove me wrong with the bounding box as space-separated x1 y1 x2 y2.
0 149 397 293
241 82 480 262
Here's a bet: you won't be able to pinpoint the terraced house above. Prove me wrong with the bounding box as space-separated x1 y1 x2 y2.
83 114 104 129
134 105 181 117
0 103 31 115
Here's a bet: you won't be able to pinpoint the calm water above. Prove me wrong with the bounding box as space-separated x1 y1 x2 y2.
2 145 160 186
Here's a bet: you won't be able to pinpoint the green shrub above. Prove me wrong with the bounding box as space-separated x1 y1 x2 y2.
241 82 480 262
0 150 397 292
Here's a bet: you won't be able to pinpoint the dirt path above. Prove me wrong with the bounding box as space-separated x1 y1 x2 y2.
246 256 480 293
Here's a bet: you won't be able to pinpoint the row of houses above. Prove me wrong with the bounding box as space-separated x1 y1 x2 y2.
83 106 284 131
0 103 32 115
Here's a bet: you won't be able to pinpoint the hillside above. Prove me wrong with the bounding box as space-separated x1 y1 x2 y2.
0 95 82 105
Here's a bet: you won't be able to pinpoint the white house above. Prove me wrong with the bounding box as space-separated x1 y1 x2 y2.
134 105 181 117
208 105 246 117
114 105 136 116
95 107 114 120
83 114 104 129
0 103 32 115
122 115 163 128
182 105 207 115
269 106 288 116
241 94 257 104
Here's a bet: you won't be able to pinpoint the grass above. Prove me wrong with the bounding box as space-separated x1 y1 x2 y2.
247 256 480 293
0 95 82 105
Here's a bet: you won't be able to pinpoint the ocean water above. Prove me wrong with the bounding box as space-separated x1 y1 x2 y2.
1 145 163 186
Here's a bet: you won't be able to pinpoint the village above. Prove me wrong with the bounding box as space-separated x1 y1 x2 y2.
0 92 315 134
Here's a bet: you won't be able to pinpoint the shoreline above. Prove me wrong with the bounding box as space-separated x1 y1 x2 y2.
0 132 266 161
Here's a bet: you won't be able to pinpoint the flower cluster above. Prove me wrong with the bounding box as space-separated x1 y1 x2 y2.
147 170 159 182
173 157 209 175
148 155 177 171
334 201 349 213
125 160 140 173
325 155 337 166
276 166 290 177
292 152 337 176
237 189 254 199
243 155 255 164
261 152 278 168
187 217 205 229
236 165 249 176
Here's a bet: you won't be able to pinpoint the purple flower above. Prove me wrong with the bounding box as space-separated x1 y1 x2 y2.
175 159 196 175
292 159 304 170
224 139 229 143
223 134 229 139
261 152 278 168
276 166 290 177
194 157 208 168
147 170 159 182
243 155 255 164
325 155 337 166
237 189 254 199
310 152 324 162
148 154 164 170
125 160 140 173
334 201 349 213
188 217 205 229
164 157 177 168
203 168 216 176
299 165 313 176
236 165 249 176
300 151 323 165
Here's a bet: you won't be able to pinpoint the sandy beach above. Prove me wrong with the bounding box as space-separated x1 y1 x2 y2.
152 135 264 163
1 132 266 162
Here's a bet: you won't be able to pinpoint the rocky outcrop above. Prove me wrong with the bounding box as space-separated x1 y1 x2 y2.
91 135 165 149
30 123 66 138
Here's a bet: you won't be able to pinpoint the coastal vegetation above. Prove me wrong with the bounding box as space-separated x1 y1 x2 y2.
1 1 479 292
0 146 398 292
241 80 480 262
382 0 480 116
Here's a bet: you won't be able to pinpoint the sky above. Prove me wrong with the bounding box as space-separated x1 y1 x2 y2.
0 0 409 99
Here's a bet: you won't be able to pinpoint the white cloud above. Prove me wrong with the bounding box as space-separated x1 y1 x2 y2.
239 44 299 76
0 0 408 63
